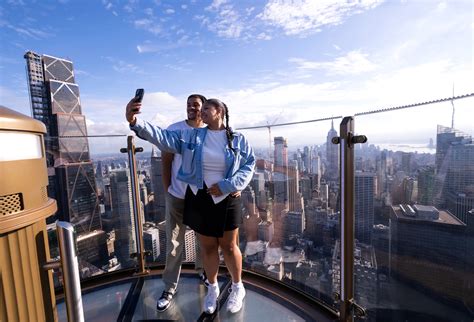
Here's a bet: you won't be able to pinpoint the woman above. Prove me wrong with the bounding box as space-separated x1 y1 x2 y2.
126 98 255 314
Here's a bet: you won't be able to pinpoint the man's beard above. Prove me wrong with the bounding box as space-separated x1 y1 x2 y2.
188 111 199 120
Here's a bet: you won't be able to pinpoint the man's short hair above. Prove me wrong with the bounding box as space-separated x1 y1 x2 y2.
187 94 207 105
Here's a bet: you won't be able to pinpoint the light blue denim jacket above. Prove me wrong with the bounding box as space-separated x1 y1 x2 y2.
130 118 256 194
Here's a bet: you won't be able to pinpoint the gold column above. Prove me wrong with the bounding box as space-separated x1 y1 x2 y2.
1 106 58 322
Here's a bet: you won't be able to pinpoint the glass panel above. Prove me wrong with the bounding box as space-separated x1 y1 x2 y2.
354 97 474 321
50 80 82 114
43 55 75 83
55 114 90 163
56 281 132 322
239 120 340 310
46 135 138 287
133 275 226 321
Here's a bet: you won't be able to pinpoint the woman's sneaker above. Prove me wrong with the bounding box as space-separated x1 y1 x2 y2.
203 284 219 314
226 284 245 313
157 290 174 312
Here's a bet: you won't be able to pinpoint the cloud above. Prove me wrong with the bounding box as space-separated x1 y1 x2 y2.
289 50 377 75
103 56 144 74
165 8 175 14
193 56 473 148
5 23 53 39
258 0 383 36
134 18 162 35
204 1 245 38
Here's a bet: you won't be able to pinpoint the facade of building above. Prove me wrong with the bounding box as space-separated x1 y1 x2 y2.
389 204 469 307
24 51 107 269
110 169 136 266
326 120 339 177
355 172 375 244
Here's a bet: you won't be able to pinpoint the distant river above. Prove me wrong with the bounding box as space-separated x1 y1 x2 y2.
375 143 436 154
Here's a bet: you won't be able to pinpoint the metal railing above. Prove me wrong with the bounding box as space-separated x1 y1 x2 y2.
333 117 368 321
44 221 85 322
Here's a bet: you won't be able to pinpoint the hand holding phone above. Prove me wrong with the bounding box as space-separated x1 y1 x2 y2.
133 88 144 112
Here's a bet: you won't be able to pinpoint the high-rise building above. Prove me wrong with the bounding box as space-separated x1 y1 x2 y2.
435 126 473 222
417 166 435 205
183 228 198 263
390 204 469 307
273 137 289 216
143 223 160 262
355 172 375 244
283 210 305 237
288 160 303 212
436 125 472 174
326 120 339 177
274 136 288 168
257 221 274 243
24 51 108 272
110 169 136 266
150 148 166 222
24 51 102 233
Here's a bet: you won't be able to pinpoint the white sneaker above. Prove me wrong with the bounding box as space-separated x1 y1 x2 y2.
203 284 219 314
226 285 246 313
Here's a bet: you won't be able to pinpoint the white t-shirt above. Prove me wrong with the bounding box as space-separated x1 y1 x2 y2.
190 129 229 204
166 120 203 199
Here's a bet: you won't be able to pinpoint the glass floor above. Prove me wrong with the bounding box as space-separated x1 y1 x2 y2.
56 272 327 321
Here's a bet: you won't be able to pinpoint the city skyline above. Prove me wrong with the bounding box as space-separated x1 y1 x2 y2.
0 1 472 149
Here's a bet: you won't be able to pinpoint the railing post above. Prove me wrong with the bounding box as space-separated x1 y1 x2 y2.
121 135 149 276
56 221 84 322
332 117 367 322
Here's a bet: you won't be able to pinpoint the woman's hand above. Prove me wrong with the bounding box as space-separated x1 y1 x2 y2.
207 184 223 196
230 191 241 198
126 98 141 125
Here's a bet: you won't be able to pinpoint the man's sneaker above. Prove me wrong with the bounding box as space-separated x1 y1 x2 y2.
199 271 210 287
156 290 174 312
226 285 246 313
203 284 219 314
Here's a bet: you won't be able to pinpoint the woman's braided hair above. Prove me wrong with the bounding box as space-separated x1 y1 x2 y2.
205 98 235 152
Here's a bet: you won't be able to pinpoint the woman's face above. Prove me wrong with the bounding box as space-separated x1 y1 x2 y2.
201 103 222 126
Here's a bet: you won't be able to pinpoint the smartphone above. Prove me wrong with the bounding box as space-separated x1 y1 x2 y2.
133 88 144 112
134 88 144 103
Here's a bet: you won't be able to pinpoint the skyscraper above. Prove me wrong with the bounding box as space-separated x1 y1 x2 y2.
150 147 166 222
273 136 289 216
24 51 106 267
326 120 339 177
435 125 473 222
109 169 136 266
355 172 375 244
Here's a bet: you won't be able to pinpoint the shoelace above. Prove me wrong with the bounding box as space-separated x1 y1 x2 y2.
161 291 173 301
227 288 240 305
206 288 218 307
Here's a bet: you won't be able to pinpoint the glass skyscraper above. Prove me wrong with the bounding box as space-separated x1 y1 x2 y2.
24 51 104 265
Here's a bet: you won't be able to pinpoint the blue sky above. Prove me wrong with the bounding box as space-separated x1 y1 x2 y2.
0 0 472 149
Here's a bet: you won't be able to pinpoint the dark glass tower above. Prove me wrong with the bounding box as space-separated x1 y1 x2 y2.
24 51 103 246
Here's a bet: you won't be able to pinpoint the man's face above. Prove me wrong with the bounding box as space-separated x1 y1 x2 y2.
187 97 203 121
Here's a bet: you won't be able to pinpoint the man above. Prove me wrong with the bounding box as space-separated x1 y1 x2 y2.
156 94 208 312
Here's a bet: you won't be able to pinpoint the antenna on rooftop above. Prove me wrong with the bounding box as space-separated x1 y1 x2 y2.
265 111 283 162
451 83 455 129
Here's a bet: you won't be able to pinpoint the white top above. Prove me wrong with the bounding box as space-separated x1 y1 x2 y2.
167 120 201 199
190 129 229 204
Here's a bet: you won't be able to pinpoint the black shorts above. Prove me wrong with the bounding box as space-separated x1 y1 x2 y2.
183 185 242 238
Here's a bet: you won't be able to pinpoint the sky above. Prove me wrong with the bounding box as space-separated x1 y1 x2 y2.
0 0 473 152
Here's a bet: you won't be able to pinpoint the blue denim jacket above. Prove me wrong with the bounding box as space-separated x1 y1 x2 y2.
130 118 256 194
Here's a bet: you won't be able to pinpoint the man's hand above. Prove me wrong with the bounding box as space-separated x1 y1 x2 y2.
126 98 141 126
207 184 223 197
